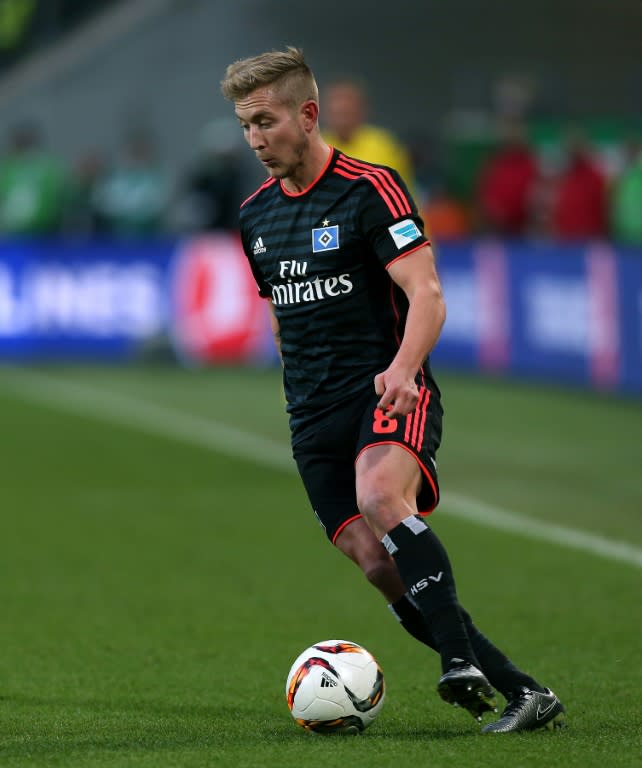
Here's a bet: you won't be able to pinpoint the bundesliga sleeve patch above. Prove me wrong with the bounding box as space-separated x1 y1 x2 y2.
388 219 421 249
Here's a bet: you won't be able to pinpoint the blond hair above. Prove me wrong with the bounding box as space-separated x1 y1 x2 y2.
220 46 318 108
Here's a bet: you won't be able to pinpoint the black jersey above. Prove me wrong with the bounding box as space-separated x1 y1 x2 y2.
239 148 438 428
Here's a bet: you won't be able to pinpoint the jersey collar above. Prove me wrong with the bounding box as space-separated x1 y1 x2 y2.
279 146 337 197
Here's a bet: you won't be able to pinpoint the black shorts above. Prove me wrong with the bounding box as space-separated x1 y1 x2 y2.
292 382 442 544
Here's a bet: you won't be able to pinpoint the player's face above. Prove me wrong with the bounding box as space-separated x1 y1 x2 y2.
235 86 308 180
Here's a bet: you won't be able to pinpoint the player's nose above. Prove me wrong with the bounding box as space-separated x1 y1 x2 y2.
247 125 265 150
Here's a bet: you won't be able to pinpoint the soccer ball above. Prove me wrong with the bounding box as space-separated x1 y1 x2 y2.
285 639 385 734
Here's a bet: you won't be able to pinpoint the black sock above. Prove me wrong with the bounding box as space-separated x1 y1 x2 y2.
459 607 545 698
389 594 438 651
388 593 544 698
382 515 476 671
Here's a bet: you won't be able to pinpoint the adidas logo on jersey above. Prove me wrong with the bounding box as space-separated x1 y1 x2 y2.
253 236 267 255
320 672 338 688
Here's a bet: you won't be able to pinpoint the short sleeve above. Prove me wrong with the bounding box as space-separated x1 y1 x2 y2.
356 166 430 269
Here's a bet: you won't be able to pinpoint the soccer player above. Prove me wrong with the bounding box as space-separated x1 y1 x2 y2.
220 47 565 733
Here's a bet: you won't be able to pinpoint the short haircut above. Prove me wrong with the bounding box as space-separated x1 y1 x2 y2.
220 46 319 108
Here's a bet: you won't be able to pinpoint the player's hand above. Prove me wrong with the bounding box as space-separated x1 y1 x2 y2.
374 367 419 418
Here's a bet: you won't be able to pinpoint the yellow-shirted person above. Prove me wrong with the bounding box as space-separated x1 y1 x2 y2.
321 78 418 200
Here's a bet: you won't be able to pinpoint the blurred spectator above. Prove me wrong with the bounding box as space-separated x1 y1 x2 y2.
476 117 538 237
491 73 536 122
91 129 170 237
321 77 417 197
551 129 607 240
422 182 471 241
0 120 71 235
610 137 642 247
527 150 560 239
170 117 245 234
64 148 108 236
399 136 470 242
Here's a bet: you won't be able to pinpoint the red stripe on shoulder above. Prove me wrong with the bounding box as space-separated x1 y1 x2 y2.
336 155 412 217
334 160 400 218
338 155 410 215
240 177 277 208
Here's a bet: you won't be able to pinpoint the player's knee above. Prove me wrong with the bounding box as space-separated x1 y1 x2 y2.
335 519 406 600
357 485 399 532
357 483 394 520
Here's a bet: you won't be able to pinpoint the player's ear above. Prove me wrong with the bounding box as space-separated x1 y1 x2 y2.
300 99 319 131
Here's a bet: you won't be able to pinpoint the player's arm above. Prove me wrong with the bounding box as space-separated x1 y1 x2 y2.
267 299 282 362
375 244 446 417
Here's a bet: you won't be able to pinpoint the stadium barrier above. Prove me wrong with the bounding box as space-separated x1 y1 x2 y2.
0 234 640 395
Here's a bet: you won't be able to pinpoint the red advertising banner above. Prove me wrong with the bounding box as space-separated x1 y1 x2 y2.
170 234 274 365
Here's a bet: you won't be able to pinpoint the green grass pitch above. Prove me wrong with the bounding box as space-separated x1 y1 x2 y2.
0 365 640 767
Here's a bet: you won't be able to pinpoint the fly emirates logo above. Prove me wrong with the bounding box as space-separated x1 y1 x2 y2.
271 259 353 306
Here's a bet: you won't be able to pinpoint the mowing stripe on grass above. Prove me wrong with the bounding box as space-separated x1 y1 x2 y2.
3 368 642 570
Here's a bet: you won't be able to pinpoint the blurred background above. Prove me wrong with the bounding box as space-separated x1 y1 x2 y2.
1 6 640 763
0 0 641 393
